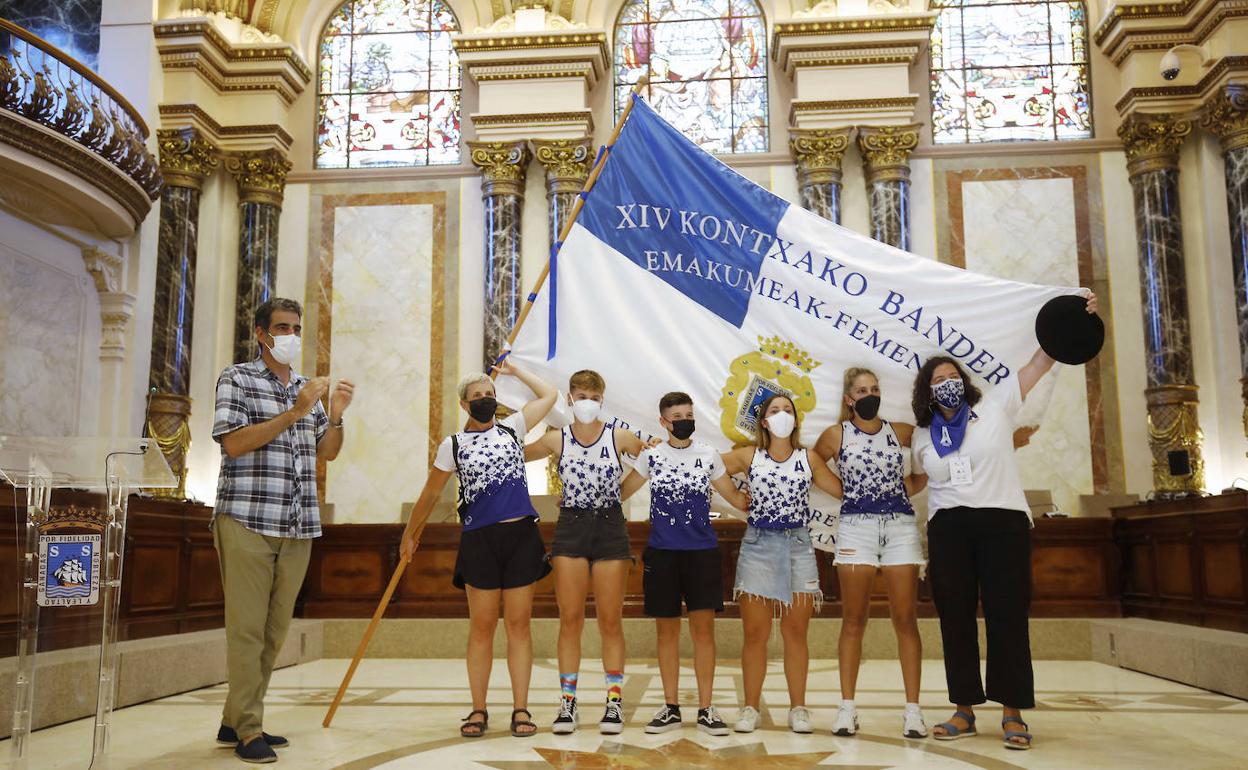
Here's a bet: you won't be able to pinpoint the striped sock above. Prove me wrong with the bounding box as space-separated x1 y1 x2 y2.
560 673 578 702
605 671 624 702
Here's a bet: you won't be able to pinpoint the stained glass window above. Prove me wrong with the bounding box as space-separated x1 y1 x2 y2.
930 0 1092 143
316 0 461 168
614 0 768 154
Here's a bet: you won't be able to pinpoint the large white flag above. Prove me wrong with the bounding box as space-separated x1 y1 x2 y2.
497 96 1077 538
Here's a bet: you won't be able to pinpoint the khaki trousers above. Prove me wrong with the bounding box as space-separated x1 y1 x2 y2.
213 514 312 738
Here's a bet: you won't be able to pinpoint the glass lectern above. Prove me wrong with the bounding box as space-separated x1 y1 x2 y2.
0 436 176 770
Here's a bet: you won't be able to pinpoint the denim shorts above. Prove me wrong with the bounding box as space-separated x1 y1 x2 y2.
733 525 822 607
834 513 925 568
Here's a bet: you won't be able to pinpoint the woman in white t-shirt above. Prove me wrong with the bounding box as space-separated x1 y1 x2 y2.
910 293 1096 752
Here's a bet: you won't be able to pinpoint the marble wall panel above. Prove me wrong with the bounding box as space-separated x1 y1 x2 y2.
937 160 1124 512
0 244 88 436
312 189 458 523
0 0 102 70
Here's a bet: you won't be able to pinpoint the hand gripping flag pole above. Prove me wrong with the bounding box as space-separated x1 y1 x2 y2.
322 72 650 730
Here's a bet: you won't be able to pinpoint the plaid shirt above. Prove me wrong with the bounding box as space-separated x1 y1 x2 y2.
212 359 328 538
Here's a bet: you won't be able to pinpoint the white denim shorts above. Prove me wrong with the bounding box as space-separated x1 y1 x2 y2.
833 513 925 568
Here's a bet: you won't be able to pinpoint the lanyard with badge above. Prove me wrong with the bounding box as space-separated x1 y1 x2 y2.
939 424 974 486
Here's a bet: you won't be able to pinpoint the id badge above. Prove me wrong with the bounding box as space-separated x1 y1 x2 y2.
949 456 973 486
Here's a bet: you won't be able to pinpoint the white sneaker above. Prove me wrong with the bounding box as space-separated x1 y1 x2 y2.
734 706 760 733
903 708 928 738
788 706 813 734
832 705 858 737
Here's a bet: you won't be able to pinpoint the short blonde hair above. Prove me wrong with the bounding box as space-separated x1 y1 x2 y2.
568 369 606 394
839 367 878 422
457 372 493 400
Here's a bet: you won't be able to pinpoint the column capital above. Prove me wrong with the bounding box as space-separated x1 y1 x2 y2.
1118 112 1192 177
99 292 137 361
224 148 291 207
82 246 124 294
1201 86 1248 155
468 140 532 198
157 127 219 190
856 123 922 184
530 137 593 196
789 127 854 187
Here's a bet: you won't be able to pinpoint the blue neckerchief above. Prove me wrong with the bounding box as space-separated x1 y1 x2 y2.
930 401 974 458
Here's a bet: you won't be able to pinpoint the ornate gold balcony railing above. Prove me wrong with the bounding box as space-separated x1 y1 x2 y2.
0 19 161 223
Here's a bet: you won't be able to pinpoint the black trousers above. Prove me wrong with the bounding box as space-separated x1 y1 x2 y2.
927 506 1035 709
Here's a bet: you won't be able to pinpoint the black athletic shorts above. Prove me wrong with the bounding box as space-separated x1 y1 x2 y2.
642 546 724 617
550 503 632 563
453 517 551 590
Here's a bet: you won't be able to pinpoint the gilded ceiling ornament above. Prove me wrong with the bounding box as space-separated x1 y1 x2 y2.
224 148 291 206
158 128 220 189
789 127 854 187
468 140 532 198
1118 112 1192 176
856 123 922 184
1201 85 1248 154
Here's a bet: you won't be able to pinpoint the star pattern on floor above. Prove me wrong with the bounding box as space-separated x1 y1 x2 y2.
476 738 884 769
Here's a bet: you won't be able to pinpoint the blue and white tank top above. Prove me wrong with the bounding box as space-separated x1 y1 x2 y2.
433 412 537 531
635 441 724 550
746 447 812 530
838 420 914 517
557 425 622 509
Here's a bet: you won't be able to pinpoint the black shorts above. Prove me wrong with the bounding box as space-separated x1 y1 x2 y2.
550 503 632 563
642 546 724 618
453 518 551 590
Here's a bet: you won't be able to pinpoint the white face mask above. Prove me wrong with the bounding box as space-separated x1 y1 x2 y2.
572 399 601 424
765 410 795 439
266 333 301 366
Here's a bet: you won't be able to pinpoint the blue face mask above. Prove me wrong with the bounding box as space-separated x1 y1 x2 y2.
932 378 964 410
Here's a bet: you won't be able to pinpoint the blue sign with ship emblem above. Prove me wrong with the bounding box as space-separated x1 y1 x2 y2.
38 534 101 607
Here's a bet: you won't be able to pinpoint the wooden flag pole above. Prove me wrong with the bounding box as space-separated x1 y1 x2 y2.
321 521 425 728
496 72 650 363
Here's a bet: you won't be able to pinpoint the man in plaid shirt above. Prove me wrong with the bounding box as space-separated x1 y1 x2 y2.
211 297 354 764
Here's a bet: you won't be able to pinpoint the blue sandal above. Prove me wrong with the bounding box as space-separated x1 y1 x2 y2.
1002 716 1032 750
933 710 977 741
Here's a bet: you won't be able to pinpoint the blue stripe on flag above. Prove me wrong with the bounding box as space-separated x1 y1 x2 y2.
576 98 790 329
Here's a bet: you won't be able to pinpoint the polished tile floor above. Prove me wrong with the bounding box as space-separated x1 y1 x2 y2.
12 658 1248 769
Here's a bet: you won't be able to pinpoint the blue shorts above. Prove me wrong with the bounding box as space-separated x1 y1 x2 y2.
733 525 822 608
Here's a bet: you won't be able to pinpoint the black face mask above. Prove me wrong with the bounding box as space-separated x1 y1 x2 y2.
852 395 881 421
669 419 695 440
468 397 497 423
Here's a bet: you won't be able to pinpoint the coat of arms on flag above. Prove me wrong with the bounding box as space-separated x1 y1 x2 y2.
719 336 820 446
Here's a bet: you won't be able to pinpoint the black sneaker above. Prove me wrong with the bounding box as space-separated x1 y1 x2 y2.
697 706 730 736
217 726 289 749
599 700 625 734
234 738 278 764
552 698 578 735
645 704 682 734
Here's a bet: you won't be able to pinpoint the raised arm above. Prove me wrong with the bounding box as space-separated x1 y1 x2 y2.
400 468 454 561
220 376 329 459
809 448 844 499
494 359 558 429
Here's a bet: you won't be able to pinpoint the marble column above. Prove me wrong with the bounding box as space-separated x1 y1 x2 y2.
469 140 531 371
1202 86 1248 441
150 128 218 498
856 123 922 250
1119 112 1205 494
531 137 594 247
225 149 291 364
789 127 853 224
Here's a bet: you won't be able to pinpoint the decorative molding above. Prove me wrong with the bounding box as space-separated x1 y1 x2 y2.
472 110 594 128
1145 384 1206 493
157 127 220 189
224 148 291 206
467 61 599 82
1094 0 1248 61
530 136 593 195
82 246 124 294
1201 84 1248 154
155 19 311 79
154 19 311 107
175 8 283 44
475 10 585 33
157 103 294 150
1113 56 1248 115
1118 112 1192 176
453 31 607 54
771 13 938 58
468 140 532 198
789 127 854 187
856 123 922 183
98 291 137 361
793 96 919 112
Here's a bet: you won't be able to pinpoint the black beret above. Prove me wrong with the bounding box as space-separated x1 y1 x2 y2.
1035 294 1104 365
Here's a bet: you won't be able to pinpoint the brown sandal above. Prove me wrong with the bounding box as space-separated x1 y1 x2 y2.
511 708 537 737
461 709 488 738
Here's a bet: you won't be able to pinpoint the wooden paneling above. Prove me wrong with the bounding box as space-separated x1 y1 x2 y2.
1115 493 1248 632
298 517 1119 620
0 489 222 656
